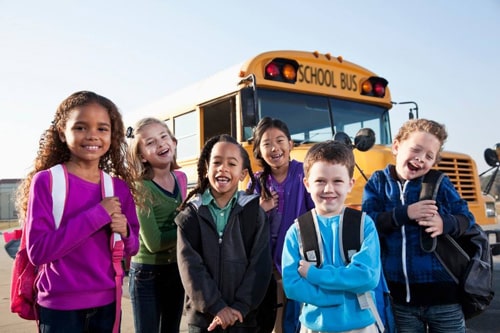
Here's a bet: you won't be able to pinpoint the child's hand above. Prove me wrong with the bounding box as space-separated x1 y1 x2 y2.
100 197 122 216
207 307 242 331
407 200 438 221
260 190 279 212
418 214 444 238
110 212 129 238
298 260 312 278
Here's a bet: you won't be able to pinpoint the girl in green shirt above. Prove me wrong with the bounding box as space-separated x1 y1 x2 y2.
127 117 187 333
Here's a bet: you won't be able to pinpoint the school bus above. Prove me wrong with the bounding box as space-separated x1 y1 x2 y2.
131 50 497 225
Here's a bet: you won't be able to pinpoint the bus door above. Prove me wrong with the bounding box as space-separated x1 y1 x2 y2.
201 97 237 144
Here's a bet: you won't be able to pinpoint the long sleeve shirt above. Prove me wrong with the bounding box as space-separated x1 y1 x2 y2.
26 169 140 310
132 179 182 265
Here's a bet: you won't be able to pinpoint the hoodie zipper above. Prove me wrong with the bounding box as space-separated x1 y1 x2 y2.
398 180 412 303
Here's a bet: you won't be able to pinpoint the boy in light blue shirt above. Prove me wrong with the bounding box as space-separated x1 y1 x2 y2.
282 141 381 333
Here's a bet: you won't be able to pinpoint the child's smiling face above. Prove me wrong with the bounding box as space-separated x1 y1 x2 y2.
393 130 441 181
208 141 248 202
259 127 293 170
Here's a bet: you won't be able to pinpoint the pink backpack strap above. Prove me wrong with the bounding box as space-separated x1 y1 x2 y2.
173 170 187 200
100 170 123 333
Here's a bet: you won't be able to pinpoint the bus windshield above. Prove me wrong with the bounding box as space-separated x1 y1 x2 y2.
251 89 391 145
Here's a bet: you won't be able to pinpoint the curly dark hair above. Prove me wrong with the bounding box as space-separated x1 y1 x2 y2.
178 134 256 211
15 91 137 222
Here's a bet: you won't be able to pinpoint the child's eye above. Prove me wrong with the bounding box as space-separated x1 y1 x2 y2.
98 127 109 132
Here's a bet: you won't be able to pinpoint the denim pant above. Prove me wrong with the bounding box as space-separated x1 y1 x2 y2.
283 298 301 333
129 262 185 333
392 302 465 333
39 302 117 333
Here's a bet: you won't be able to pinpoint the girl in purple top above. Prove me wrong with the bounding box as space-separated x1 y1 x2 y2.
15 91 140 333
249 117 314 333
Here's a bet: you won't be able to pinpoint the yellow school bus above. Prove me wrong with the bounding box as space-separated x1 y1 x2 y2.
132 50 496 225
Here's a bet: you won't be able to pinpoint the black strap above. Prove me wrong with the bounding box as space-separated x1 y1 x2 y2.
419 170 473 282
297 210 321 266
419 170 445 252
340 208 363 264
419 169 444 200
297 208 363 267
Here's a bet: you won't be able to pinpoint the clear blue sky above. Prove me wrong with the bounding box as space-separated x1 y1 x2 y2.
1 1 499 179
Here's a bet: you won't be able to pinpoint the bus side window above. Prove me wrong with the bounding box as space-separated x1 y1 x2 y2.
202 97 236 143
174 111 199 160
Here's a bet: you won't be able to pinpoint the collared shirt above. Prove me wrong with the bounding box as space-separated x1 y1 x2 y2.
201 189 238 236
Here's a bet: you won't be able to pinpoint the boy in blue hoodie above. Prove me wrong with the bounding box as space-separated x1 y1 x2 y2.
282 141 381 333
362 119 473 332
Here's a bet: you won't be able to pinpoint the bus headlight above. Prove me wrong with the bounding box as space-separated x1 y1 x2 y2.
485 201 497 218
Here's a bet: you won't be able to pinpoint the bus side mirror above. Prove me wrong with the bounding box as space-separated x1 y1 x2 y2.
332 132 352 146
484 148 499 167
241 87 257 129
354 128 375 152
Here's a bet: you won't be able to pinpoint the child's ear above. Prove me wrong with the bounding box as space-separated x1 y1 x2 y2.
303 177 311 193
392 140 399 155
348 177 355 193
239 168 249 181
59 131 66 143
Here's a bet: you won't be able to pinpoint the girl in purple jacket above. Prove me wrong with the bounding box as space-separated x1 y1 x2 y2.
249 117 314 333
15 91 140 333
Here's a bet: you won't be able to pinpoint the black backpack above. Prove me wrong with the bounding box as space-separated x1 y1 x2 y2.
419 170 495 320
296 208 395 333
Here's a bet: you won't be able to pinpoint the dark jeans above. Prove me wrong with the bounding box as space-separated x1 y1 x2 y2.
392 302 465 333
283 298 301 333
39 302 117 333
129 262 185 333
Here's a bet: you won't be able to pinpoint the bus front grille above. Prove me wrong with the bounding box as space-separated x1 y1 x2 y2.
436 156 477 202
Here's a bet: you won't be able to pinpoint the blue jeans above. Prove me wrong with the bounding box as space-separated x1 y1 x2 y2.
392 303 465 333
129 262 184 333
283 298 301 333
39 302 117 333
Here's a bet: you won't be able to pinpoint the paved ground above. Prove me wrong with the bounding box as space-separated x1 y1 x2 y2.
1 227 499 333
